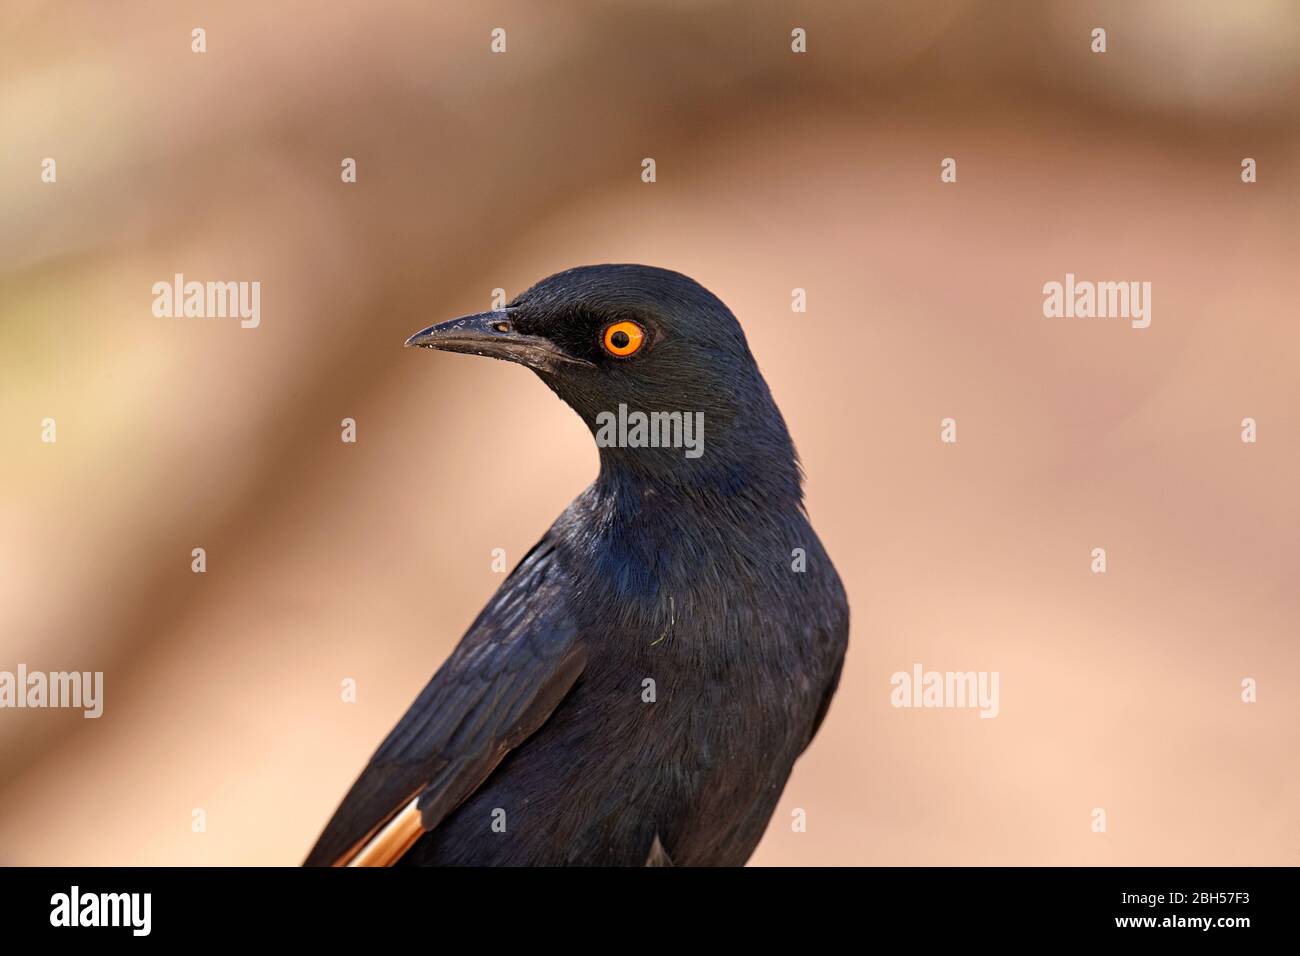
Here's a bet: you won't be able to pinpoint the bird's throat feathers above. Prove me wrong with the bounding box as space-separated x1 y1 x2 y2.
596 447 801 509
589 390 803 510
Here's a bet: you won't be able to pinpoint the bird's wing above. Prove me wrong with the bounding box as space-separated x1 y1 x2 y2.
304 540 587 866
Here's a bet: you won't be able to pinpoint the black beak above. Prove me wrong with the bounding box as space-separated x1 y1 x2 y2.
405 310 593 372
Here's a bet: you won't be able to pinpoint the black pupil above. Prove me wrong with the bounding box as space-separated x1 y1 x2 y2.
610 330 630 349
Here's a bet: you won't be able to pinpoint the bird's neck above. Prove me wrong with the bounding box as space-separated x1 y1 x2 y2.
574 439 808 608
561 369 805 516
590 416 804 518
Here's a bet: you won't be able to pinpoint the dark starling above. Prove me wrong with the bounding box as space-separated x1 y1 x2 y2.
305 264 848 867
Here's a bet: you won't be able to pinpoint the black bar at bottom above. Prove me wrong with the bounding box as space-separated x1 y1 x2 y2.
0 866 1284 942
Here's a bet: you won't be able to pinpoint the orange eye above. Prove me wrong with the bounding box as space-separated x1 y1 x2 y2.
602 321 645 357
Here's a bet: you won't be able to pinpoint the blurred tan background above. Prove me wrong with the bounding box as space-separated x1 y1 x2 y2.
2 1 1298 865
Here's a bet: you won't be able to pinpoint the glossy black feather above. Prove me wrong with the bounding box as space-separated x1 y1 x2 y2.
304 543 586 866
306 264 850 867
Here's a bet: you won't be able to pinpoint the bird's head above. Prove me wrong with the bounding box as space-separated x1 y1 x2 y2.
406 264 800 498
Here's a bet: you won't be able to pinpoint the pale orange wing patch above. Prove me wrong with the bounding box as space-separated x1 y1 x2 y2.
342 797 425 867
